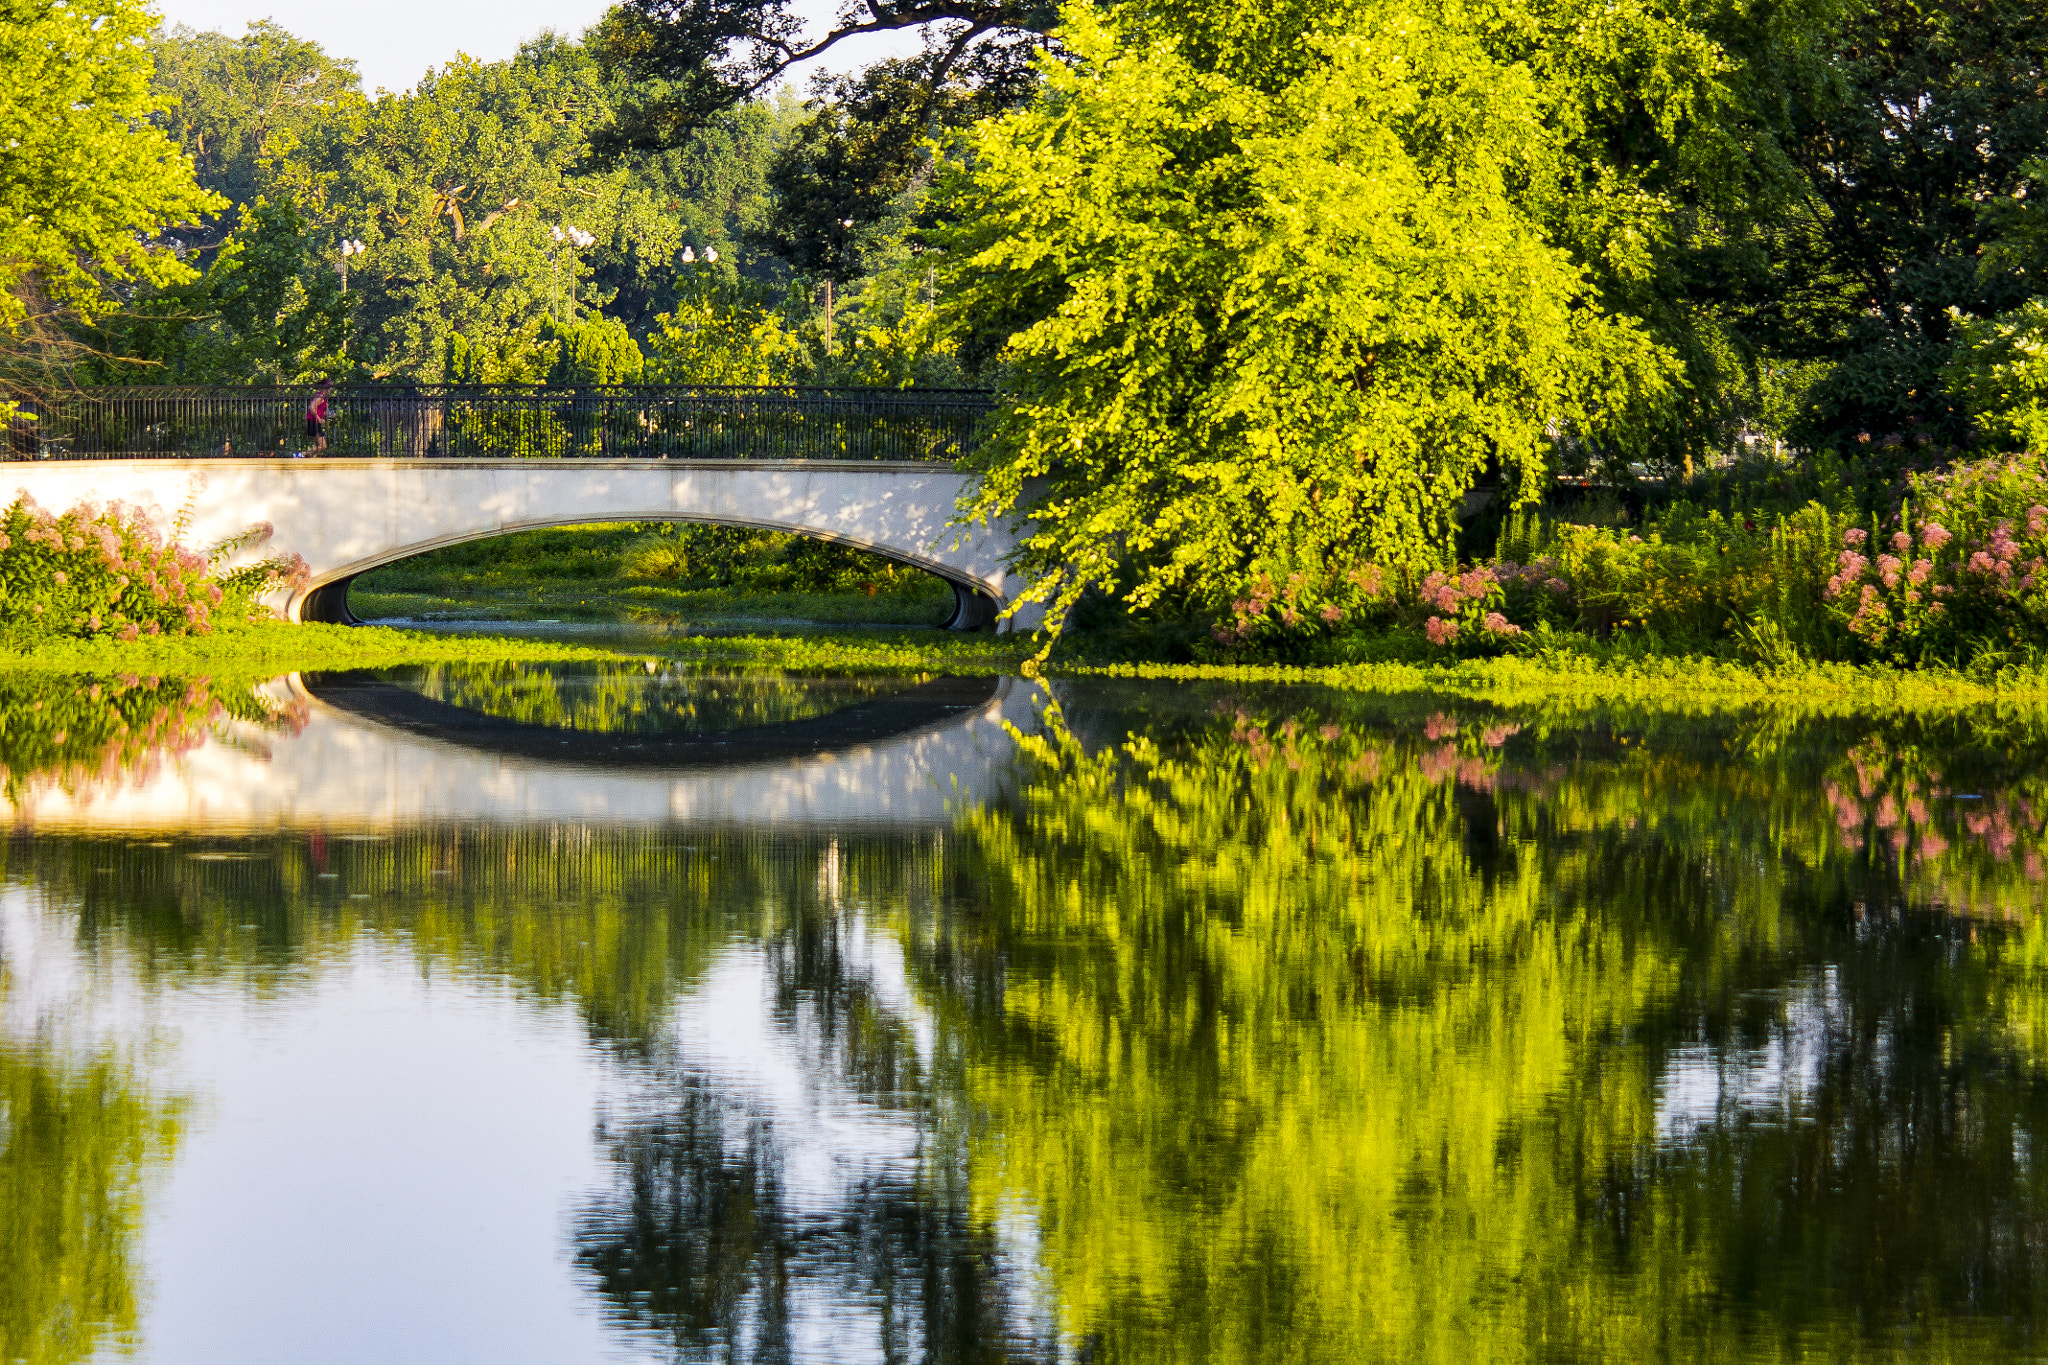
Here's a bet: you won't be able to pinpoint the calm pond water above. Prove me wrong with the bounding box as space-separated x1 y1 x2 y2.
3 660 2048 1363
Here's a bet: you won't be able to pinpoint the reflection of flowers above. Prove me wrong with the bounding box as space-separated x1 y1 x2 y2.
0 675 307 807
1822 743 2047 910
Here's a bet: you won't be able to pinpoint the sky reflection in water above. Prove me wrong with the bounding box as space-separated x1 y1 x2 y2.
1 663 2046 1362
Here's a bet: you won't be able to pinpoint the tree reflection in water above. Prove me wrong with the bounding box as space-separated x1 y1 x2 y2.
0 893 183 1365
6 676 2048 1360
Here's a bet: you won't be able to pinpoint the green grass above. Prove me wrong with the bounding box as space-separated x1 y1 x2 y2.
0 619 635 678
352 582 954 628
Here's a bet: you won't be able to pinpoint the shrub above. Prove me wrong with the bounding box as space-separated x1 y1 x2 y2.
1205 452 2048 668
1942 299 2048 454
0 494 309 641
1824 457 2048 664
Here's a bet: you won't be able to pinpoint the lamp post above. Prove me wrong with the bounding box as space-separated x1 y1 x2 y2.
337 237 365 294
550 224 595 321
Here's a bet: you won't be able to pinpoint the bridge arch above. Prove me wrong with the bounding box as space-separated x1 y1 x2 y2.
3 458 1037 632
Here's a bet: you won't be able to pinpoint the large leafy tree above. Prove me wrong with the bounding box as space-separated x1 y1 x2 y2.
591 0 1053 144
145 20 361 245
935 0 1715 634
138 26 787 380
1674 0 2048 453
594 0 1054 277
0 0 220 332
88 197 349 384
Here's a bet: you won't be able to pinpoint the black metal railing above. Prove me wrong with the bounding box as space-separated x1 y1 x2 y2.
1 384 995 462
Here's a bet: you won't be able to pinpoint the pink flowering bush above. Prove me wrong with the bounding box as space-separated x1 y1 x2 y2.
1822 456 2048 662
1202 454 2048 665
1210 557 1554 655
1210 563 1395 647
0 493 310 641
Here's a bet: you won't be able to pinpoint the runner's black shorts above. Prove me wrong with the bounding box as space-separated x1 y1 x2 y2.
305 418 324 438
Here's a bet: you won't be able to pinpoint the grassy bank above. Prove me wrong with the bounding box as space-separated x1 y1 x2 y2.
351 523 955 628
353 583 954 628
9 618 2048 714
0 619 636 678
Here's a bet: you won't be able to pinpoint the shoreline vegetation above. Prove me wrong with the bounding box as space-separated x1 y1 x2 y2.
10 616 2048 716
9 500 2048 712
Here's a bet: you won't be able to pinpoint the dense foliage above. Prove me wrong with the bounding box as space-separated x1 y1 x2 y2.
4 0 2048 659
0 0 219 331
936 0 1695 632
0 495 308 642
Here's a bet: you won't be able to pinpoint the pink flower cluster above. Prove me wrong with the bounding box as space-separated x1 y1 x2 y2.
0 491 293 640
1419 568 1497 614
1211 560 1395 647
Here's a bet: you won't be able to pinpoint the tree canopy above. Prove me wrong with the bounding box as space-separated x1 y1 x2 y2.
933 0 1718 631
0 0 219 331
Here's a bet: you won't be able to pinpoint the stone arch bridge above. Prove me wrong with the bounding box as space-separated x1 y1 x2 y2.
3 458 1037 630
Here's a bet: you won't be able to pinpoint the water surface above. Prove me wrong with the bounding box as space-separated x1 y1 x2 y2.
3 663 2046 1362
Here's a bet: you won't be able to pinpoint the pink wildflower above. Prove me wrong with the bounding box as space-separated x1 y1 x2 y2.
1424 616 1460 646
1347 564 1385 598
1909 559 1932 585
1877 554 1903 588
2030 506 2048 537
1843 528 1868 546
1480 611 1523 637
51 570 65 585
1922 523 1953 551
1319 604 1344 623
1892 532 1913 552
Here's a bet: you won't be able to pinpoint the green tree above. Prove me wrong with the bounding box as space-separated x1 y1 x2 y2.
934 0 1694 636
1675 0 2048 454
145 20 362 243
90 197 349 383
543 313 645 385
0 0 221 333
1942 298 2048 452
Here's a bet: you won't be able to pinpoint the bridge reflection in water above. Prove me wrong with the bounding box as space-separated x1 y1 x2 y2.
0 670 1040 835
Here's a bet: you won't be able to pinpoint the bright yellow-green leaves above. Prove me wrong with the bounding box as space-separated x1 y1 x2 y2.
1943 299 2048 453
936 0 1703 635
0 0 221 328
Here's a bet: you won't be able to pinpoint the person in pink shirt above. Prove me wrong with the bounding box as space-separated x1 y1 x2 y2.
304 378 334 455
